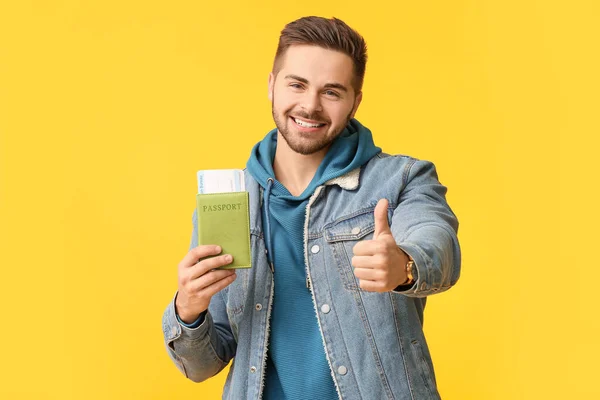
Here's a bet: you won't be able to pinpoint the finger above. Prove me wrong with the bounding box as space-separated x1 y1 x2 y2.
353 267 384 281
199 272 238 298
191 269 237 292
373 198 391 239
351 255 377 269
359 279 387 293
353 240 385 256
191 254 234 278
180 245 222 268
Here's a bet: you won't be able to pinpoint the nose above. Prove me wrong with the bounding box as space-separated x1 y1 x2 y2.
300 90 323 114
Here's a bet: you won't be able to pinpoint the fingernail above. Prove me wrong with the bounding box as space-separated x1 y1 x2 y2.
215 246 222 252
225 255 232 262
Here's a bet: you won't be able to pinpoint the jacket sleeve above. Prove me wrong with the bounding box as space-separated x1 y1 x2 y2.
161 209 237 382
391 159 461 298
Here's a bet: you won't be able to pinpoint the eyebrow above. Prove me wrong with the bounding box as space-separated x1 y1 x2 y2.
284 74 348 92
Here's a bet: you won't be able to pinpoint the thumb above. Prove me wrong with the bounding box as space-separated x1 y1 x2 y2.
373 198 392 238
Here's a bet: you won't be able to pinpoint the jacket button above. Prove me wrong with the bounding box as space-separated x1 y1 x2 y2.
250 366 257 373
255 303 263 311
321 304 330 314
338 366 348 375
351 227 361 235
311 245 320 254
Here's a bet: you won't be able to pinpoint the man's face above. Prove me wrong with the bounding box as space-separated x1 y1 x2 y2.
268 45 362 156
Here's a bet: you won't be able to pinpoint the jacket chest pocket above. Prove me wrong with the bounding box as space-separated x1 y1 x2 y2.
324 209 376 292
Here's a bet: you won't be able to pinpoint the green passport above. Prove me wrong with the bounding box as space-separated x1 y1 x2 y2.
196 191 251 269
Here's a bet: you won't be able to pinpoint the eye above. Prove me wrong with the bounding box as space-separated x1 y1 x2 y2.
325 90 340 98
289 83 304 90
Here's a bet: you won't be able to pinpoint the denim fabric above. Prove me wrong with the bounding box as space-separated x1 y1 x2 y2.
162 153 461 400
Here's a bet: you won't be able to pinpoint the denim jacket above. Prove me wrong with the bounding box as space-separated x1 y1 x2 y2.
162 153 461 400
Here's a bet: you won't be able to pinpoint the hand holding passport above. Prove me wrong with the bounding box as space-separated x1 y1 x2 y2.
175 169 251 323
195 169 251 269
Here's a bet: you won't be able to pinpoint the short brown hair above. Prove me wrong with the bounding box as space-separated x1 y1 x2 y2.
272 16 368 93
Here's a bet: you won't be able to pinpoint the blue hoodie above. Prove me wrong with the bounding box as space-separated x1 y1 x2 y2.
246 119 381 400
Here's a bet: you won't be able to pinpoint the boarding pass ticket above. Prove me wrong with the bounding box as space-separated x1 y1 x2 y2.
197 169 246 194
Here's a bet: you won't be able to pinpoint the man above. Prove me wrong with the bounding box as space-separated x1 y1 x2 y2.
162 16 460 400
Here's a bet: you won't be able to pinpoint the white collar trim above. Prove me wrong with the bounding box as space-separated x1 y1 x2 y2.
324 167 361 190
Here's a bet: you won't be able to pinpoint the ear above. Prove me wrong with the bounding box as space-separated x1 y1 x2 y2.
350 91 363 119
268 72 275 102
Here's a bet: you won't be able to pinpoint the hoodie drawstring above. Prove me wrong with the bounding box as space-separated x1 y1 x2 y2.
264 177 275 274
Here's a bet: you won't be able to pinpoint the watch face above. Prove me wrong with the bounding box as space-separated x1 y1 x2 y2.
406 260 415 280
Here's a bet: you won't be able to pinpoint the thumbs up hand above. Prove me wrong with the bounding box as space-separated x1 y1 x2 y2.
352 199 410 292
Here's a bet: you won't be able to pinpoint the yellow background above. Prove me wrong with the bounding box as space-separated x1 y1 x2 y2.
1 1 598 399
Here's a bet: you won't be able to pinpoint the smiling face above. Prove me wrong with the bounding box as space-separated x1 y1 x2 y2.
269 45 362 156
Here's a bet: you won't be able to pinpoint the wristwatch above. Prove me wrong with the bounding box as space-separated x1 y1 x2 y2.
402 255 415 285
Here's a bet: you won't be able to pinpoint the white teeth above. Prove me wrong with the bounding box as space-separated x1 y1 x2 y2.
293 117 323 128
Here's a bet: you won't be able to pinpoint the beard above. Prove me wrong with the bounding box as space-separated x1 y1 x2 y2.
271 98 353 156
